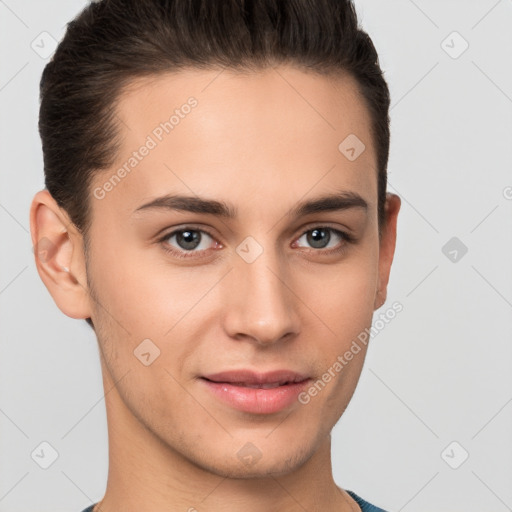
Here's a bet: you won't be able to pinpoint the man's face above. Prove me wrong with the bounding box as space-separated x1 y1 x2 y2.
83 66 394 477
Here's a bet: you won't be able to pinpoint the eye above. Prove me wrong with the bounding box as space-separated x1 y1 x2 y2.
159 227 219 259
293 226 353 254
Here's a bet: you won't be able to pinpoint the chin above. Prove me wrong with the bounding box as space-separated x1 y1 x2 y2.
191 439 316 480
202 458 302 480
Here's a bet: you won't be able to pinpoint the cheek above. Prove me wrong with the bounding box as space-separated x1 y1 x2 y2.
301 250 379 332
296 246 378 398
88 245 218 382
89 243 200 334
300 266 375 428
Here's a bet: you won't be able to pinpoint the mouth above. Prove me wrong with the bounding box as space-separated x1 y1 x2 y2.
206 381 297 389
200 369 311 414
202 369 309 384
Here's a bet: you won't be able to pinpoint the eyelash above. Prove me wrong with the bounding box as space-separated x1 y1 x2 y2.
157 225 356 260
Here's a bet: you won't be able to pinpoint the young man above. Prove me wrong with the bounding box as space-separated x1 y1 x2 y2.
30 1 400 511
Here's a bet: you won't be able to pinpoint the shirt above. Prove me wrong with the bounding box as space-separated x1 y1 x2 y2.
346 490 389 511
80 490 388 512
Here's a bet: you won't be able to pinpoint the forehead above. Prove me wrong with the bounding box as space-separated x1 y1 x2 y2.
90 65 377 222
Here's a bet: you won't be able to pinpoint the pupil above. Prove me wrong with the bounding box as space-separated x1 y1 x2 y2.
177 230 200 250
308 228 330 248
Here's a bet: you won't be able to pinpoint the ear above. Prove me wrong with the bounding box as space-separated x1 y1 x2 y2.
374 192 401 309
30 189 93 319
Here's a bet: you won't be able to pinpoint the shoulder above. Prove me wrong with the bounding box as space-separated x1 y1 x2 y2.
346 490 390 512
79 506 96 512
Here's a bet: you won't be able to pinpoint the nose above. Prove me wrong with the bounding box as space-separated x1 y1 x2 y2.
222 249 301 346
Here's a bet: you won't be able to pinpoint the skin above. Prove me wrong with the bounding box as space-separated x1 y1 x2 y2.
30 65 400 512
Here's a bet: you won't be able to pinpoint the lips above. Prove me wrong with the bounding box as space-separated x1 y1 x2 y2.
200 369 311 414
202 369 308 386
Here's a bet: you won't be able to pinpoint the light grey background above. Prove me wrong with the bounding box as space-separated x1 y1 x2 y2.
1 1 511 511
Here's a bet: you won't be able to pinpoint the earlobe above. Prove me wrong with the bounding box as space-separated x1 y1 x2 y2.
30 189 92 320
373 289 386 310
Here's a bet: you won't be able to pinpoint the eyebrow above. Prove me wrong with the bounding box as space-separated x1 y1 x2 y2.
133 191 368 219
